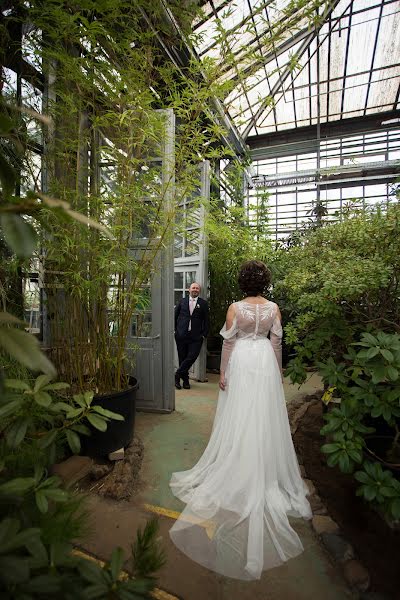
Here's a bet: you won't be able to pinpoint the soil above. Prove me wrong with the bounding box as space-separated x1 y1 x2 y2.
77 436 144 501
293 401 400 600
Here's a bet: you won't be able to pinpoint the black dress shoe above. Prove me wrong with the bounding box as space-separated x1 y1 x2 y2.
175 375 181 390
182 380 190 390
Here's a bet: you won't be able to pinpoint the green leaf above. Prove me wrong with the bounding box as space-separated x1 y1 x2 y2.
0 398 23 419
0 153 17 197
66 429 81 454
77 558 105 584
0 555 30 584
71 423 91 436
361 333 378 345
52 401 75 413
43 382 70 390
35 491 49 513
0 326 56 377
83 391 94 406
321 443 340 454
6 417 29 447
326 452 340 467
43 488 69 502
0 311 23 324
4 379 30 391
355 470 370 484
366 347 379 359
0 477 35 496
92 405 124 420
0 518 20 546
83 583 110 599
364 485 377 501
348 449 362 463
34 391 52 407
1 527 41 553
34 374 52 393
386 366 398 381
66 407 84 418
110 547 124 582
0 109 15 133
24 573 61 594
38 429 58 449
380 349 394 362
338 452 351 473
26 537 48 567
380 486 398 498
87 413 108 432
72 395 87 408
0 214 37 258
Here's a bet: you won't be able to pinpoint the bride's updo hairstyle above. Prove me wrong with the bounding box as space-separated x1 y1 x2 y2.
238 260 271 297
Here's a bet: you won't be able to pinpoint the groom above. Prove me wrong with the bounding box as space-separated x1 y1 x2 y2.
174 282 209 390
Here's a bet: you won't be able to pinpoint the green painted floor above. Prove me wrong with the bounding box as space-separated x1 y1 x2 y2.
136 372 322 512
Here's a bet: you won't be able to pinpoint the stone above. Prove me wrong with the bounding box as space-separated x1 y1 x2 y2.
108 447 125 461
52 456 93 488
309 493 325 512
313 506 328 515
342 560 370 592
303 478 316 496
320 532 354 563
312 515 340 536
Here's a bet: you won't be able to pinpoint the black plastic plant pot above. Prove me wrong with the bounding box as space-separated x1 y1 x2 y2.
83 377 138 458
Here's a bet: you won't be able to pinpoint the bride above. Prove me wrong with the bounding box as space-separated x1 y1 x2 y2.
169 260 311 580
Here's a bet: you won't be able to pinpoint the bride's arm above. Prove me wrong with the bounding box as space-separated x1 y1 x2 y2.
270 305 283 376
219 303 237 391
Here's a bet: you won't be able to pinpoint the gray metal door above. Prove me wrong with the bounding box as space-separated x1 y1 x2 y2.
173 161 210 382
129 109 175 412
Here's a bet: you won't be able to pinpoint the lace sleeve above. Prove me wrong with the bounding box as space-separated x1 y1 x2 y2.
270 308 283 372
219 316 238 374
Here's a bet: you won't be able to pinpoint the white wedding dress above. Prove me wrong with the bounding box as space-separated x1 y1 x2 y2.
169 300 311 580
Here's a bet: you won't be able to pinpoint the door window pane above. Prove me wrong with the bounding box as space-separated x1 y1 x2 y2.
174 271 183 288
185 271 197 289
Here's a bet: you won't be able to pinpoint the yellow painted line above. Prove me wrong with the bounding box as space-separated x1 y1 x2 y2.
143 503 181 520
72 549 179 600
143 503 217 539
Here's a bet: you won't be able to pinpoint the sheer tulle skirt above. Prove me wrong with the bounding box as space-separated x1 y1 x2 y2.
169 338 312 580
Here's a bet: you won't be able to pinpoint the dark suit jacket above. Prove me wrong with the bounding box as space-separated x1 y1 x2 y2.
175 296 209 341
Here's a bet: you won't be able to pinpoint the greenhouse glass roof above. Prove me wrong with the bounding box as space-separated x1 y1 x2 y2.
192 0 400 139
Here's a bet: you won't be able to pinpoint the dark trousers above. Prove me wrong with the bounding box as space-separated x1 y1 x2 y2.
175 336 203 381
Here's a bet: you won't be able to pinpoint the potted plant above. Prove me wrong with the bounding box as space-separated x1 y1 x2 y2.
23 0 236 453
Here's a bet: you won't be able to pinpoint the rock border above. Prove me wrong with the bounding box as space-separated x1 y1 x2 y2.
289 395 378 599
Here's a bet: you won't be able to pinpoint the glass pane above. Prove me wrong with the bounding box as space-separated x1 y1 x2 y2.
23 277 40 334
185 271 197 289
186 203 201 228
136 287 151 311
184 230 200 257
174 290 183 306
174 234 183 258
174 271 183 289
131 312 152 337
